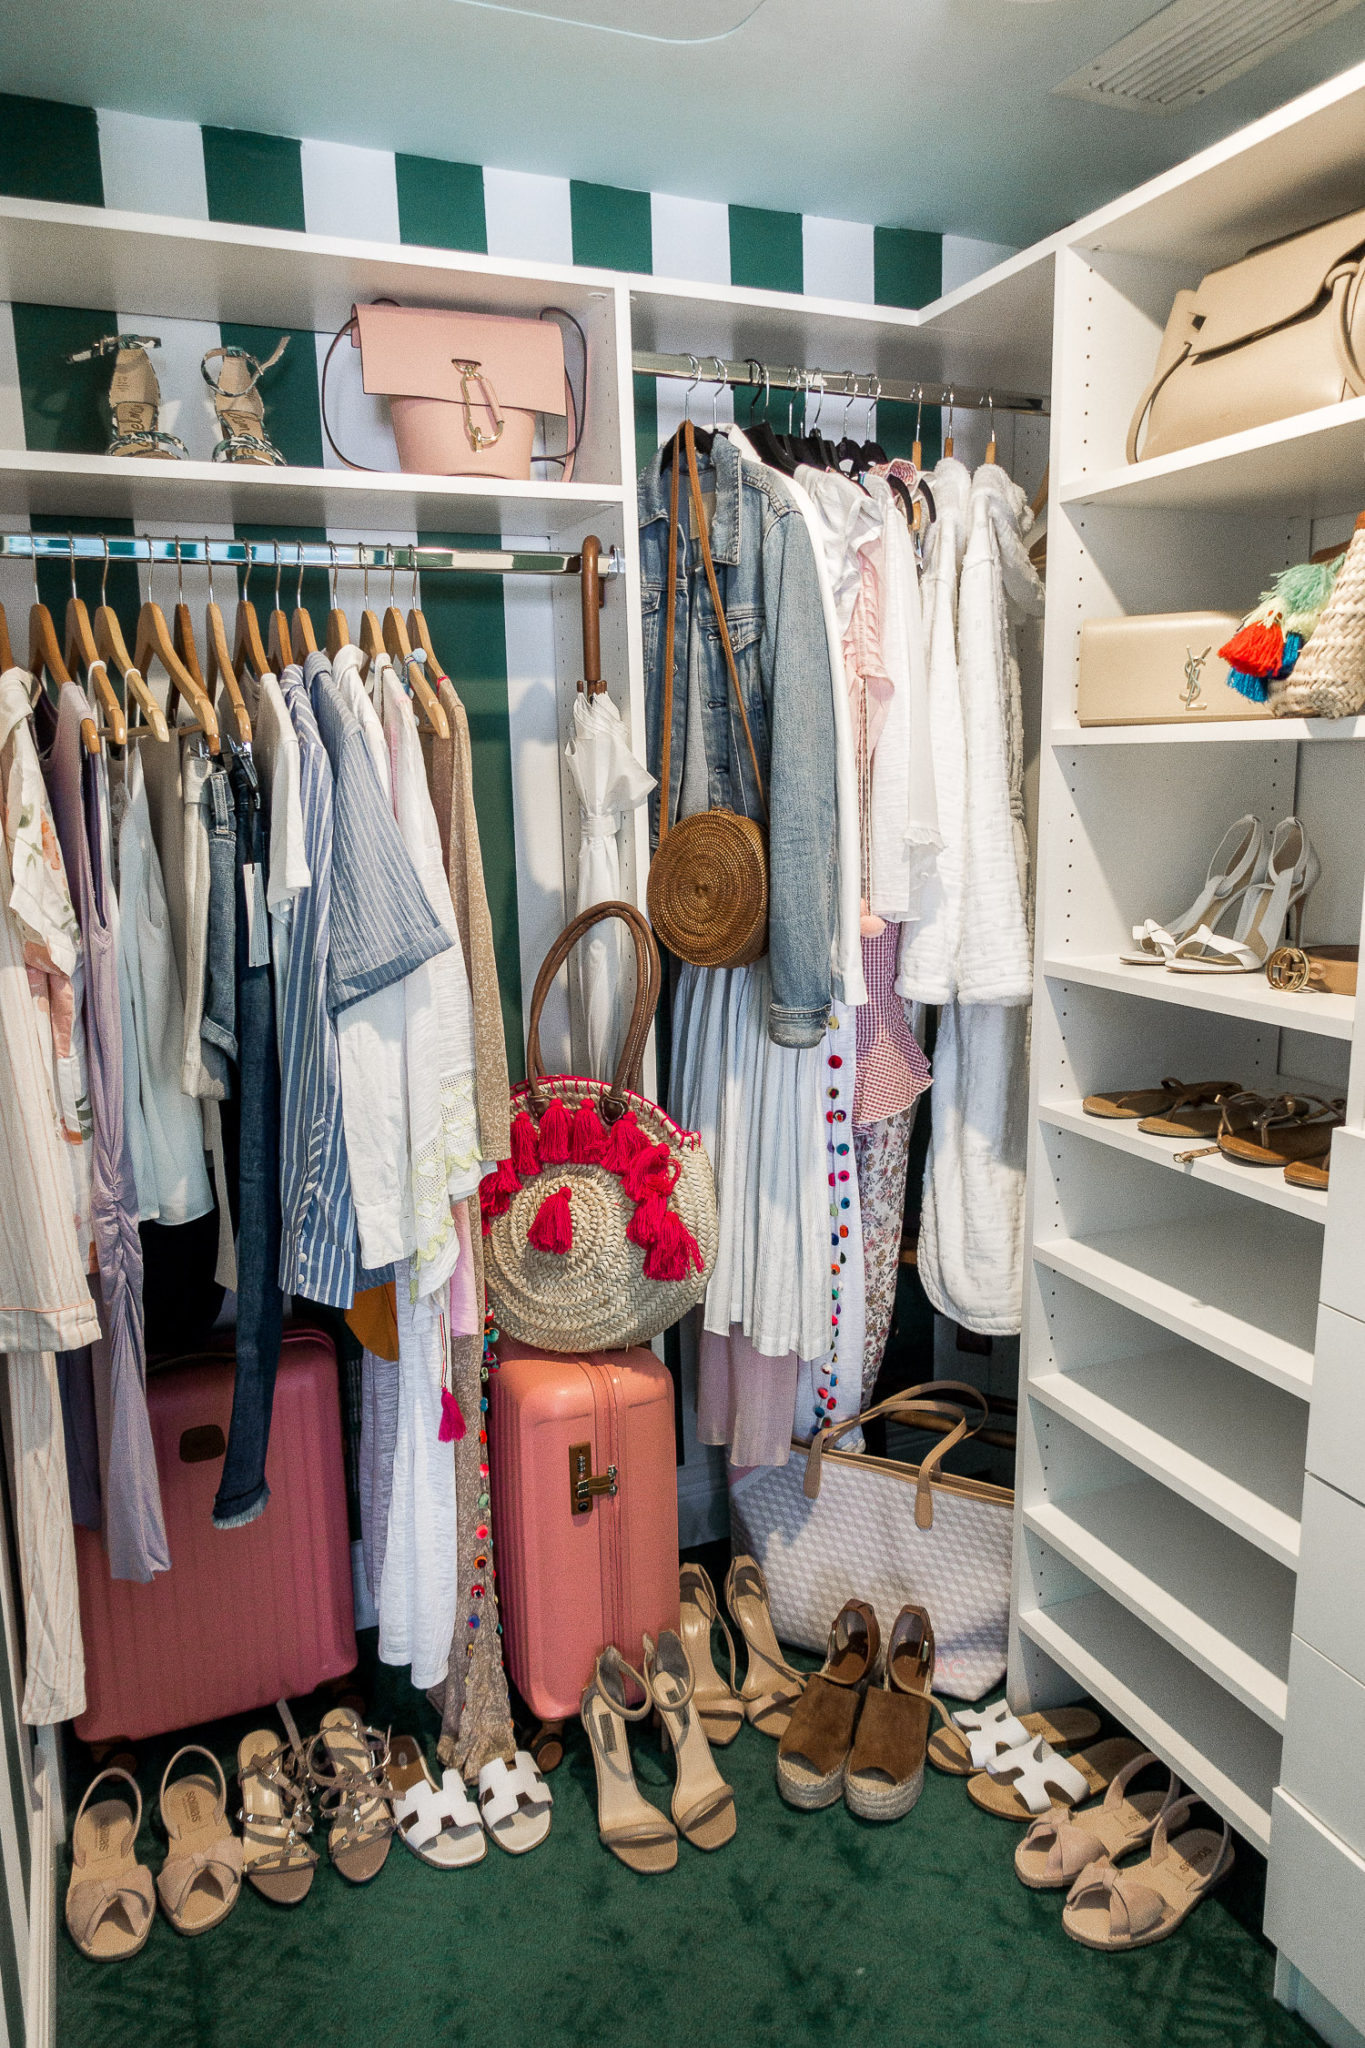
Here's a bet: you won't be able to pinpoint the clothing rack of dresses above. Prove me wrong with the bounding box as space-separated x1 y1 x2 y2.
632 351 1049 420
0 533 624 580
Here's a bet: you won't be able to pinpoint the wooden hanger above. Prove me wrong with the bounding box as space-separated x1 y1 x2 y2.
291 550 318 663
28 576 100 754
912 388 924 472
578 534 605 697
233 545 271 683
65 593 127 747
325 546 351 658
84 542 166 741
133 570 220 753
382 566 448 737
266 546 294 678
943 391 955 462
197 543 252 743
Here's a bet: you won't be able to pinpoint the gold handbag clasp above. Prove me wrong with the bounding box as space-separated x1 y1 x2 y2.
453 359 505 451
1179 644 1211 710
569 1442 618 1515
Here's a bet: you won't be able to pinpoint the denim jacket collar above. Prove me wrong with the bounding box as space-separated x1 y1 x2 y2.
638 432 743 567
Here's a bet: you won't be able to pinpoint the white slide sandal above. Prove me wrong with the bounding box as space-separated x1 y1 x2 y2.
477 1750 553 1854
389 1736 487 1869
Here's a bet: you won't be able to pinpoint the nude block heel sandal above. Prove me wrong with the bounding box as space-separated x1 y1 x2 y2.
927 1698 1102 1777
679 1561 744 1745
1014 1751 1181 1889
65 1768 155 1962
156 1746 242 1936
1061 1796 1234 1950
968 1734 1146 1821
645 1629 737 1851
725 1554 807 1739
777 1598 879 1810
581 1646 678 1874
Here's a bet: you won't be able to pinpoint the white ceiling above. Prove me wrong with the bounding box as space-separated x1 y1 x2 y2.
8 0 1365 246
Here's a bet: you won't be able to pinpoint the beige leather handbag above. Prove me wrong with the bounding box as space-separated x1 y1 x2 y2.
1127 207 1365 464
1077 613 1263 725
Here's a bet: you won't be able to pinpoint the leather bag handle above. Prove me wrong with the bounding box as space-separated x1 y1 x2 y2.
803 1380 991 1530
523 900 661 1117
1330 261 1365 396
1125 339 1191 465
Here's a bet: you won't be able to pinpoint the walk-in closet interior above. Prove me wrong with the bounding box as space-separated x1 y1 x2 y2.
4 4 1365 2044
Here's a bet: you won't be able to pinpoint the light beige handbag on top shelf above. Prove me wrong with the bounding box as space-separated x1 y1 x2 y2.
1076 612 1262 725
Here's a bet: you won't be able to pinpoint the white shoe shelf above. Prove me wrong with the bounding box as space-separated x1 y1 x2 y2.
1012 53 1365 2023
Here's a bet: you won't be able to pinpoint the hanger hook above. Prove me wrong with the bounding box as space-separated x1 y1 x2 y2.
67 531 77 603
867 374 881 439
241 540 252 609
205 536 215 610
915 384 924 442
410 551 420 609
388 547 397 607
363 548 371 610
273 540 282 612
683 354 701 425
296 545 307 613
328 541 338 608
842 373 858 435
710 356 725 434
987 391 996 449
174 536 185 605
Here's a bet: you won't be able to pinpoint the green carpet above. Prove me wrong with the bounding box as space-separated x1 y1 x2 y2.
59 1595 1319 2048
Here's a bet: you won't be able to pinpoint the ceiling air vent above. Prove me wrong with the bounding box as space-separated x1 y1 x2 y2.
1053 0 1365 115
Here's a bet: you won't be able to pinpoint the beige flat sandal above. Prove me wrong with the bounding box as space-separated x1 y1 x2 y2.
1014 1751 1181 1889
679 1561 743 1744
725 1554 807 1738
926 1698 1102 1776
1082 1077 1239 1123
581 1646 678 1874
1062 1796 1234 1949
237 1704 317 1905
968 1734 1146 1821
645 1630 737 1852
308 1709 395 1883
156 1746 242 1936
66 1768 155 1962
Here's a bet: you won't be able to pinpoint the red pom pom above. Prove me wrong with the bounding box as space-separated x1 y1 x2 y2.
527 1184 573 1254
536 1097 571 1165
1218 618 1285 679
439 1387 466 1443
570 1099 607 1164
626 1190 669 1250
642 1209 704 1283
622 1141 676 1203
598 1109 646 1176
510 1110 540 1179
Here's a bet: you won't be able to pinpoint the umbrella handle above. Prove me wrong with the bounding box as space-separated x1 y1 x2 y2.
524 899 661 1115
579 535 605 695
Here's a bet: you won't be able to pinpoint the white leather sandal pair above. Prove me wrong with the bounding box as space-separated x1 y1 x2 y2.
390 1740 553 1866
1124 813 1320 974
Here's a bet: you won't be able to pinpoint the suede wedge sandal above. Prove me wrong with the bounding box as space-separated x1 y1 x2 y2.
1014 1752 1181 1889
645 1630 737 1851
66 1769 155 1961
389 1737 486 1869
844 1604 938 1821
1082 1077 1239 1123
927 1699 1102 1777
679 1561 743 1745
776 1598 880 1810
968 1734 1146 1822
725 1554 807 1738
156 1747 242 1935
307 1709 395 1883
236 1704 317 1904
581 1646 678 1874
1061 1797 1234 1950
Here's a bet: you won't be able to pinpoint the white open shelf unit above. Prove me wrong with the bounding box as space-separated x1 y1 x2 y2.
1013 52 1365 2011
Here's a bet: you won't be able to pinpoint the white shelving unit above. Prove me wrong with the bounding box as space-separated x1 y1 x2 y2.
1014 53 1365 2037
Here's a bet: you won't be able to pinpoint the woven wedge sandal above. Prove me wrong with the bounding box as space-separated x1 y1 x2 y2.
308 1709 395 1883
679 1561 743 1745
236 1703 317 1905
1014 1751 1181 1889
156 1746 242 1935
968 1734 1146 1822
927 1698 1102 1777
65 1769 155 1961
777 1598 879 1810
844 1604 938 1821
1061 1796 1234 1950
725 1554 807 1738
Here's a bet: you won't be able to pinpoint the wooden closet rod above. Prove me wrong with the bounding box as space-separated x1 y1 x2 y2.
633 352 1049 419
1 535 624 581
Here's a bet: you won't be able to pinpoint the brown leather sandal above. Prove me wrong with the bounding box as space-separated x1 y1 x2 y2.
1214 1091 1343 1168
1082 1077 1239 1122
844 1604 936 1821
776 1598 879 1810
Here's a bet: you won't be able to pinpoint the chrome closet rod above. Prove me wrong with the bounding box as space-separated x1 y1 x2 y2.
632 351 1048 418
0 534 623 579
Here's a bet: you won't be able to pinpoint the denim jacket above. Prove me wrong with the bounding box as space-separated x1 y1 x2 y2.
639 435 836 1048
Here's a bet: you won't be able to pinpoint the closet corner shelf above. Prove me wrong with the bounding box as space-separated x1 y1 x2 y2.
1052 717 1365 749
1039 1099 1330 1225
1042 955 1355 1042
1057 396 1365 516
0 450 625 534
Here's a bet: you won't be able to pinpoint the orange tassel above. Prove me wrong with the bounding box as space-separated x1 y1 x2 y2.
510 1111 540 1179
570 1099 608 1164
537 1097 572 1165
623 1142 676 1203
599 1109 646 1175
626 1190 669 1250
643 1210 704 1283
1218 617 1285 679
528 1184 573 1254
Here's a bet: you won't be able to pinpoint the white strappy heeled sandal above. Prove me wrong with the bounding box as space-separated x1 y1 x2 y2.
1167 816 1319 974
1121 814 1264 964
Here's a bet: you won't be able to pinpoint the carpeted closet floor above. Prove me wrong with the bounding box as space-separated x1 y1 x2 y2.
58 1546 1318 2048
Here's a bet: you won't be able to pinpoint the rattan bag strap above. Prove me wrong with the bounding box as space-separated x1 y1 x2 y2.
523 901 661 1118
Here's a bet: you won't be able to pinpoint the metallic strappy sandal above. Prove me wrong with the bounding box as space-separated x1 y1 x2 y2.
201 339 289 464
65 333 188 459
307 1708 395 1883
236 1701 317 1905
679 1561 743 1745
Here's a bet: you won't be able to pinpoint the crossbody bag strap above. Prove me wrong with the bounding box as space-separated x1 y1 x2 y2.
1330 261 1365 396
682 421 769 824
655 434 683 848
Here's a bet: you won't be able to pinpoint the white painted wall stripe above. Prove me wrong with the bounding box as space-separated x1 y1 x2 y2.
941 233 1019 297
300 139 401 245
96 109 208 220
0 303 23 451
649 193 730 285
482 168 574 266
113 310 222 459
313 331 397 471
802 216 874 305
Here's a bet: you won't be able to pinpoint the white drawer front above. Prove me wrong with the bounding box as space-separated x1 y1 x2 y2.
1267 1790 1365 2037
1296 1478 1365 1684
1321 1131 1365 1326
1308 1304 1365 1507
1281 1637 1365 1861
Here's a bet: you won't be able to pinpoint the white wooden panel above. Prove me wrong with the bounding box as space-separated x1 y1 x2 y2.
96 110 208 221
1321 1133 1365 1323
1281 1637 1365 1861
1307 1304 1365 1505
1267 1791 1365 2039
1294 1477 1365 1687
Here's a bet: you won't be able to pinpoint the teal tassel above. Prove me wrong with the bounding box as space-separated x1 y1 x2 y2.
1228 667 1270 703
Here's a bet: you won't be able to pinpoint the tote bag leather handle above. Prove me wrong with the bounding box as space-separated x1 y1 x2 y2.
523 900 661 1118
803 1380 991 1529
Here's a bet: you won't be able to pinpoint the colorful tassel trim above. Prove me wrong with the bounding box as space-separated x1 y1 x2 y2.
1228 631 1304 702
536 1097 572 1165
570 1099 607 1164
528 1184 573 1254
439 1387 466 1443
1219 607 1285 679
509 1110 540 1179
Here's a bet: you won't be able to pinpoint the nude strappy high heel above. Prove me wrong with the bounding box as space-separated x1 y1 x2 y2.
679 1561 743 1745
581 1646 678 1874
725 1554 806 1738
1121 814 1263 964
1167 816 1319 974
644 1630 737 1852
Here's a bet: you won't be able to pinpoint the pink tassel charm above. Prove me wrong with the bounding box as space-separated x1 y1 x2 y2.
626 1190 669 1250
643 1209 704 1283
623 1142 676 1203
509 1110 540 1179
570 1099 608 1164
537 1097 572 1165
599 1110 646 1175
528 1184 573 1254
439 1387 466 1442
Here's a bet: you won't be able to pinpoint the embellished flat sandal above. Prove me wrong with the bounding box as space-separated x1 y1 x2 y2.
237 1703 317 1905
308 1708 395 1883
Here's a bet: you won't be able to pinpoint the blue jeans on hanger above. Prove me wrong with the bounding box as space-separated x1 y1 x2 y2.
214 749 285 1529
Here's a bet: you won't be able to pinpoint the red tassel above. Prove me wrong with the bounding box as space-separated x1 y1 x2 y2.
598 1110 646 1176
570 1099 608 1165
439 1387 466 1442
1218 618 1285 679
537 1097 572 1165
491 1157 522 1199
528 1184 573 1254
479 1166 516 1233
510 1110 540 1179
626 1189 669 1250
622 1142 677 1203
643 1209 704 1283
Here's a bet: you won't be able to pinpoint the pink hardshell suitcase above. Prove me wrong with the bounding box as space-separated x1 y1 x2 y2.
490 1340 680 1724
74 1326 357 1743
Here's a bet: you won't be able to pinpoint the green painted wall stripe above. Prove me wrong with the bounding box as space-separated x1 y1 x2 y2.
570 181 651 274
217 324 322 469
11 303 118 454
202 126 305 233
395 155 487 254
728 205 802 294
0 93 102 207
875 399 941 470
31 511 139 646
632 371 659 479
416 528 523 1078
874 226 942 310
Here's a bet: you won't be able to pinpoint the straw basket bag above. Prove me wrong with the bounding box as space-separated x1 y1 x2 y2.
481 902 718 1353
1270 517 1365 719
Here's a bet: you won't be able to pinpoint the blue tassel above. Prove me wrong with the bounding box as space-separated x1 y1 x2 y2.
1276 631 1304 680
1227 667 1270 702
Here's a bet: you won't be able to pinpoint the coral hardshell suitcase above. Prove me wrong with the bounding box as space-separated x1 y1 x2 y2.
74 1326 357 1743
490 1339 680 1724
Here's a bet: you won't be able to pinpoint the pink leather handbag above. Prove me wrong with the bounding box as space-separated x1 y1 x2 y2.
323 302 575 479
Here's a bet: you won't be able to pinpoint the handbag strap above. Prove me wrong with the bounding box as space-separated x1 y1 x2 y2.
803 1380 991 1530
1125 339 1191 465
1330 262 1365 396
656 422 769 846
523 900 662 1118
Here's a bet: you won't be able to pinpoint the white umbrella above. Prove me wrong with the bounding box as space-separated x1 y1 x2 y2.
564 692 655 1079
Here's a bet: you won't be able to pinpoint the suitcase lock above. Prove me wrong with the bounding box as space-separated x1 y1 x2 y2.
569 1442 618 1515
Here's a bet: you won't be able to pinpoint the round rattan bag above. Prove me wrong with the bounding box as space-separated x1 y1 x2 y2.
481 902 718 1353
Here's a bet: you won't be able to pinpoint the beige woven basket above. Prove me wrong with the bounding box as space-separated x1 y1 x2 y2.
1272 518 1365 718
